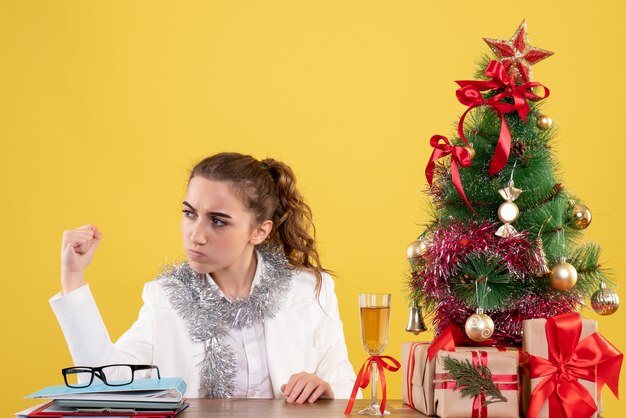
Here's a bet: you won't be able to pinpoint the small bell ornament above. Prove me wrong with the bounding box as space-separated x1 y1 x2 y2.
532 238 550 277
464 308 495 342
496 180 523 237
591 282 620 316
405 300 428 335
549 257 578 290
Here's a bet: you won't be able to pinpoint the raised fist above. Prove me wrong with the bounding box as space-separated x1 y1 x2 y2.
60 224 103 294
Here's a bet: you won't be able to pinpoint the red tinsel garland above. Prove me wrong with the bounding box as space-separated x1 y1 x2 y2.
410 220 583 346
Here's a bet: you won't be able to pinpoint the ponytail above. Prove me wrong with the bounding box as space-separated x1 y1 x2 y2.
260 158 326 291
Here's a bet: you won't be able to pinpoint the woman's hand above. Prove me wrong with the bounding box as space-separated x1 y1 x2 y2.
61 224 103 295
280 372 334 404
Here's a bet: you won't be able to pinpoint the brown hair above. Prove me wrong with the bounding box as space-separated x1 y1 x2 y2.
189 152 327 292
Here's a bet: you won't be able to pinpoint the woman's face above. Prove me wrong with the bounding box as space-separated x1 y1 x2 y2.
181 176 269 274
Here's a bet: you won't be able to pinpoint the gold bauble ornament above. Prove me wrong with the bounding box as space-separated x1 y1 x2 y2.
464 309 495 342
568 203 592 230
549 258 578 290
591 283 620 316
498 201 520 224
406 237 429 259
464 145 476 161
536 114 553 130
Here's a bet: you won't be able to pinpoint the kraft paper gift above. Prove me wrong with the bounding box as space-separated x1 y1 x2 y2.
401 342 436 416
402 340 521 417
434 349 519 418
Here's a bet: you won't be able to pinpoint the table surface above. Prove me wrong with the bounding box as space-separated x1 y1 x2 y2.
178 399 428 417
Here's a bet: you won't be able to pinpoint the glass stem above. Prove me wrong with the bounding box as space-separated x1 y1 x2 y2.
370 361 379 407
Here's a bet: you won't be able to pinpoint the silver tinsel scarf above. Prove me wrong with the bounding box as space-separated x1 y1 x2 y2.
157 243 293 398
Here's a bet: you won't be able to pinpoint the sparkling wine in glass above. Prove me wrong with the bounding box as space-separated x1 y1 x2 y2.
359 293 391 415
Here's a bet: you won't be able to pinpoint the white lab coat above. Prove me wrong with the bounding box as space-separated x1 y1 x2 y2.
50 259 359 399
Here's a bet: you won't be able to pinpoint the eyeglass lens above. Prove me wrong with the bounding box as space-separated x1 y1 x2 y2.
64 367 94 388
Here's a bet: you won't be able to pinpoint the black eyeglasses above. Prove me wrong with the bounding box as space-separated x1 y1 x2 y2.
62 364 161 388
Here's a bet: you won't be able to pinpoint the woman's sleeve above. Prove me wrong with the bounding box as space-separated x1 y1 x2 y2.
50 283 155 370
313 273 362 399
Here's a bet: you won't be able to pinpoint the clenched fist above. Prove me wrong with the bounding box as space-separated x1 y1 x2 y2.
61 224 103 295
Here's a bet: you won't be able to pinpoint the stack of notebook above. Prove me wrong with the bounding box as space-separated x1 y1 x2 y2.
18 378 188 417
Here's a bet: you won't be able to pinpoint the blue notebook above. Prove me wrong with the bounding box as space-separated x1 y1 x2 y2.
25 377 186 406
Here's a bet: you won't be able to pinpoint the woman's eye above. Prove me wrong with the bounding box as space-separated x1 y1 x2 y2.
212 218 227 227
182 209 195 218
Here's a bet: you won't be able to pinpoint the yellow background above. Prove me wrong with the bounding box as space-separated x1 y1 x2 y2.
1 1 624 416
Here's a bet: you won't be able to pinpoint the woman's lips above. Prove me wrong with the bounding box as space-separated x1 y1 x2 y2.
187 249 206 259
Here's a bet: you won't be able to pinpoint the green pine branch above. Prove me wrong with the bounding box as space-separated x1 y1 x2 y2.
472 55 493 80
453 252 521 310
441 355 507 406
569 242 614 295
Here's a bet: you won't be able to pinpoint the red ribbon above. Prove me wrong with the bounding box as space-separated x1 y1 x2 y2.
435 372 518 383
426 324 501 361
434 381 518 391
425 135 475 213
427 324 466 361
472 351 488 418
526 312 623 418
455 60 549 176
344 355 401 415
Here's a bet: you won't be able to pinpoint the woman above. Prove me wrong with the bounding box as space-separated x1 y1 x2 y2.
51 152 358 403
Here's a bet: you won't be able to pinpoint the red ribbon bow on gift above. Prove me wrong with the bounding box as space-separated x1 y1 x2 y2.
427 324 467 361
344 355 401 415
527 312 623 418
425 134 475 213
456 60 549 176
427 324 501 361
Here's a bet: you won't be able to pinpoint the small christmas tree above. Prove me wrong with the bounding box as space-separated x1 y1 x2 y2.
407 20 619 346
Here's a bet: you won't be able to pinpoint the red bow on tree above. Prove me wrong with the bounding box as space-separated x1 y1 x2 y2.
456 60 549 176
527 312 623 418
425 135 475 213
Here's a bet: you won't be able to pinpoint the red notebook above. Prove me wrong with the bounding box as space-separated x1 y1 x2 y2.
21 401 188 418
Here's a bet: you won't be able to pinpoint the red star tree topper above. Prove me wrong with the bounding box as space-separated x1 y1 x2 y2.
483 20 554 83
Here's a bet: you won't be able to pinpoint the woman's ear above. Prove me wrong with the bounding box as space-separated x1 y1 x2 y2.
250 220 273 245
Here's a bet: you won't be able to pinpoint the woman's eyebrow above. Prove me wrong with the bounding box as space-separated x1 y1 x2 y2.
182 201 197 213
182 201 232 219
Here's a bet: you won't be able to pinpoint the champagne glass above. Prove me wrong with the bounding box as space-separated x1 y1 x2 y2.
358 293 391 415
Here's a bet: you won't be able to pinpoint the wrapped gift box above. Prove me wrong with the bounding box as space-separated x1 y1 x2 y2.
433 349 519 418
401 342 436 416
402 341 521 416
522 315 597 418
